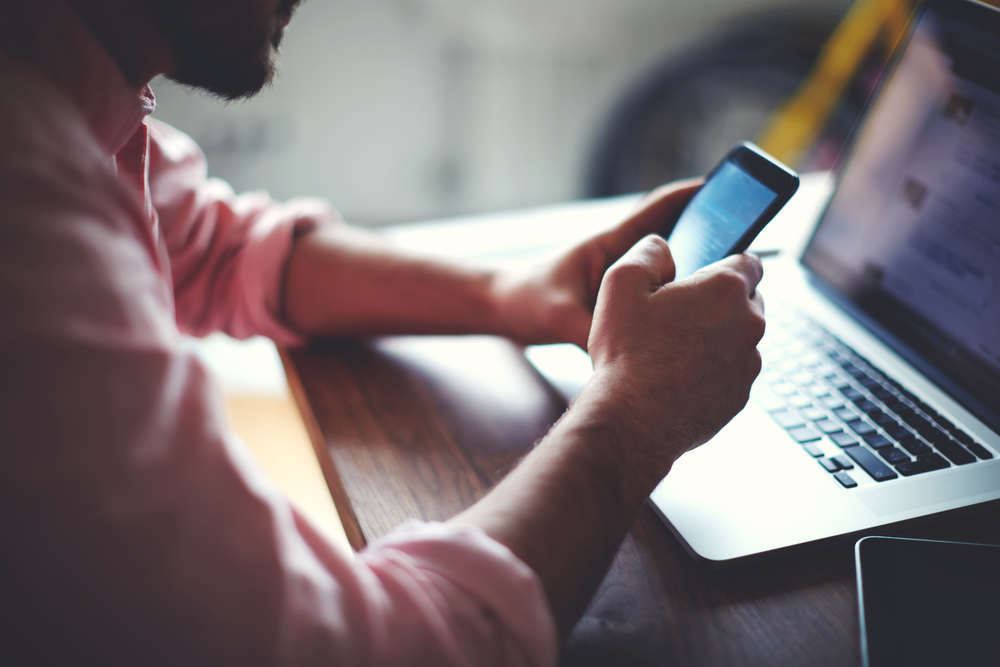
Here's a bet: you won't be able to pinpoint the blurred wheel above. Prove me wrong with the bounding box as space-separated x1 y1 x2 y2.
584 11 869 197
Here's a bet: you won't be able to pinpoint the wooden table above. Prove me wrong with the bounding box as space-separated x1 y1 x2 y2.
282 178 1000 666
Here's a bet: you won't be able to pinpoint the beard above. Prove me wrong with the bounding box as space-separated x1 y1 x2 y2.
143 0 300 101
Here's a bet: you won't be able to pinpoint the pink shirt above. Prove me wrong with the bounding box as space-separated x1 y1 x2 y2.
0 2 556 664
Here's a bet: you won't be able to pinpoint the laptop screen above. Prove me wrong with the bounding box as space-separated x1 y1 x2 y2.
802 0 1000 429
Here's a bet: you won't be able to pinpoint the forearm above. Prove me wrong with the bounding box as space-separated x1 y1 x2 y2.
283 223 507 338
450 374 677 636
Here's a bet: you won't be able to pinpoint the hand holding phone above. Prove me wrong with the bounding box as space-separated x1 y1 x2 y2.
663 142 799 280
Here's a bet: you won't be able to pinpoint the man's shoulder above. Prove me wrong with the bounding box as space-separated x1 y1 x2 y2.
146 116 209 184
0 54 146 256
0 54 106 169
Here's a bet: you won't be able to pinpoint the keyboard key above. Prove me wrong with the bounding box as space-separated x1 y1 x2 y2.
830 432 859 448
760 369 782 384
883 398 906 413
820 396 845 410
834 406 859 421
833 471 858 488
802 442 825 457
895 453 950 476
950 429 974 445
841 360 864 373
789 426 822 443
800 406 827 421
902 413 931 431
772 383 799 396
815 418 842 434
819 458 840 472
854 399 880 413
900 439 933 456
789 372 814 386
772 410 806 429
844 446 898 482
847 420 876 436
932 414 954 430
935 440 976 465
885 424 913 441
922 429 950 445
786 394 813 409
841 387 864 401
880 447 911 464
870 411 897 427
831 455 855 470
966 442 994 460
859 377 880 389
871 388 894 401
800 354 822 368
805 385 830 397
751 385 787 412
829 377 851 390
863 433 892 449
775 359 799 373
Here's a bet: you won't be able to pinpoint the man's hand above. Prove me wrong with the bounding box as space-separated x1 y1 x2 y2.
454 203 764 636
491 179 701 350
585 234 766 474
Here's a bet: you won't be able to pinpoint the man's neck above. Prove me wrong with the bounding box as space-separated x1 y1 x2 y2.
65 0 174 89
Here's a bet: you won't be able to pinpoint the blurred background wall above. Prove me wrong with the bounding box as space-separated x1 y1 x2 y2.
150 0 853 225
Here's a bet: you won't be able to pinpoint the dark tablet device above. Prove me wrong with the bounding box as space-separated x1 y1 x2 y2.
662 141 798 280
856 536 1000 667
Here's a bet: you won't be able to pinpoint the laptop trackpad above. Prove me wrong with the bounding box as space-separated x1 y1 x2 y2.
856 461 1000 517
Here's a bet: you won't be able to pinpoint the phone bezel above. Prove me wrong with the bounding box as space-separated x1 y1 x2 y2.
686 141 800 256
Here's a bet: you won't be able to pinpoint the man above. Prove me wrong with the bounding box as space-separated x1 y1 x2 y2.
0 0 765 664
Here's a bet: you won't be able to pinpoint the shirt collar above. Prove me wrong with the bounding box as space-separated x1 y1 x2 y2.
0 0 156 156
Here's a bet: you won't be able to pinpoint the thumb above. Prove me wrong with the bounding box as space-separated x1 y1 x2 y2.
599 178 702 262
589 234 675 360
604 234 677 295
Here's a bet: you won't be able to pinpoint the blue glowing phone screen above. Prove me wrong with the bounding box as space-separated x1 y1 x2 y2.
667 161 776 280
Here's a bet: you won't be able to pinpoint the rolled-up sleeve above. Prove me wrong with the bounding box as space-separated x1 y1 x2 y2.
0 80 556 665
146 118 335 345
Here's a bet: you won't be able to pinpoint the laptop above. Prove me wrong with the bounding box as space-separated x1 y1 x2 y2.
530 0 1000 565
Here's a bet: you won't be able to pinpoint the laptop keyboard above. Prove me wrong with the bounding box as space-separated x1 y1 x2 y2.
752 306 994 488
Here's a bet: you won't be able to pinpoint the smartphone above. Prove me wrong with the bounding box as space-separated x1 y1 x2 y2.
856 536 1000 667
662 142 799 280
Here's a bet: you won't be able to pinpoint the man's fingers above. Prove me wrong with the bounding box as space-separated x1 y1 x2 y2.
632 177 704 220
605 235 676 294
599 179 703 262
694 253 764 295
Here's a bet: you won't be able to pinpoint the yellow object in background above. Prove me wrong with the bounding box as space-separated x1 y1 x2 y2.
756 0 917 167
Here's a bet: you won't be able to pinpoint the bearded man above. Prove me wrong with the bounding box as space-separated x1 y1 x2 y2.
0 1 765 664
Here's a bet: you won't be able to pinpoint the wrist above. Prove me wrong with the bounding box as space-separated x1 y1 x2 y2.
484 268 514 339
557 377 684 501
486 267 534 342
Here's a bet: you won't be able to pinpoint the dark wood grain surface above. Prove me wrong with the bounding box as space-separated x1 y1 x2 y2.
284 334 1000 667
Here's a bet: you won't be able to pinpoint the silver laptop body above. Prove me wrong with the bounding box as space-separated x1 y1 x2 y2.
648 0 1000 565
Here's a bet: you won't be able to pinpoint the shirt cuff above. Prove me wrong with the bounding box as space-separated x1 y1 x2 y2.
237 196 341 346
366 520 558 667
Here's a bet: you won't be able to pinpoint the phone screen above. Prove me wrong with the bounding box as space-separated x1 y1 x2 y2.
666 160 779 280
